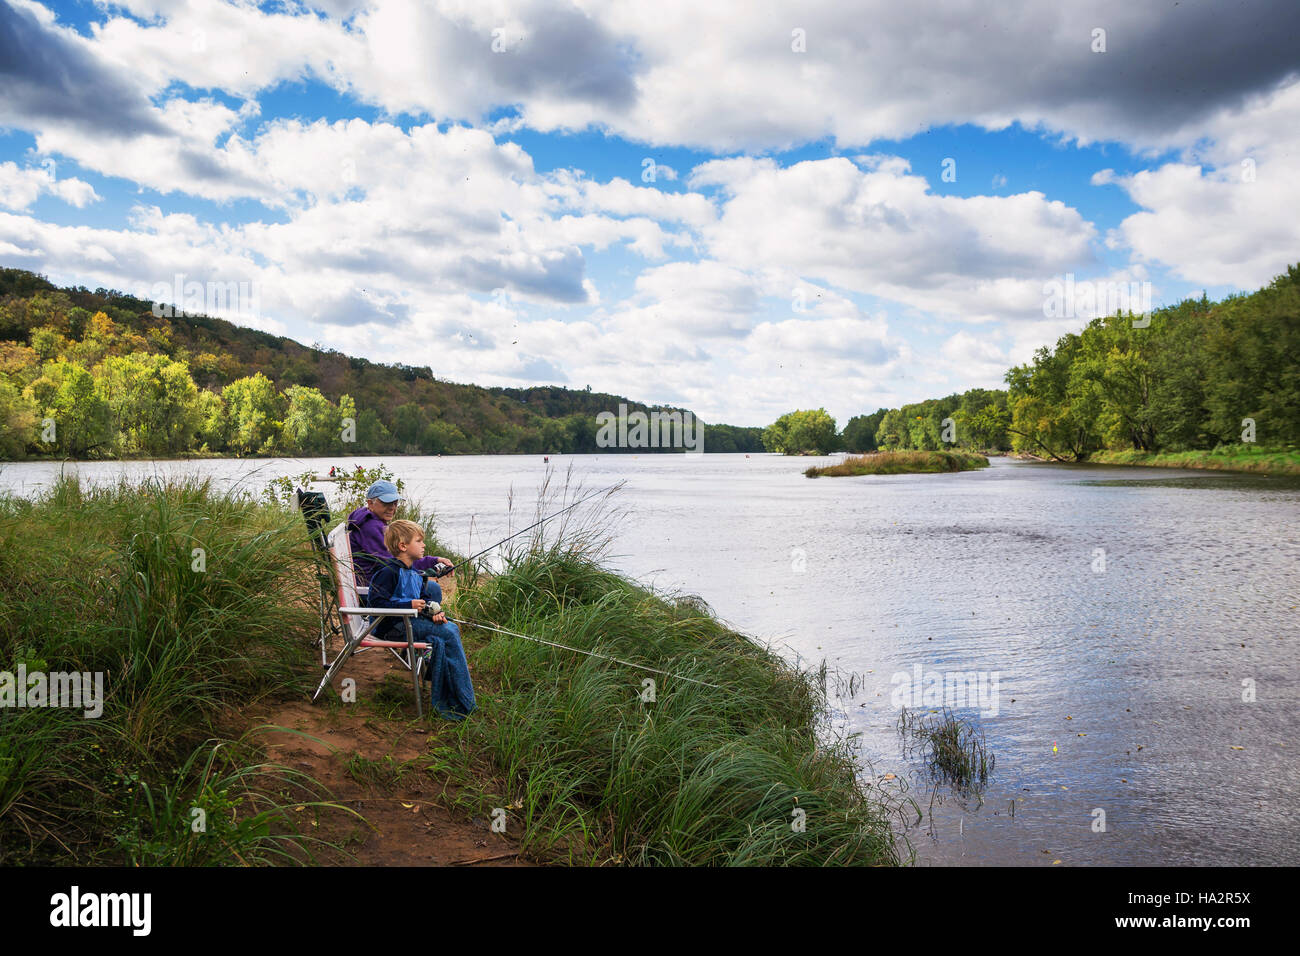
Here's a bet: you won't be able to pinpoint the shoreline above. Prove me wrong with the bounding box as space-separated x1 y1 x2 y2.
1084 448 1300 476
1005 448 1300 477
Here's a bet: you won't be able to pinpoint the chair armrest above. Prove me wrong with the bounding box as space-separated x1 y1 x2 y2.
340 606 417 616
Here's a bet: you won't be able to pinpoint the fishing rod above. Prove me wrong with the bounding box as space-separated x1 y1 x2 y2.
449 616 722 690
421 481 623 579
412 481 718 688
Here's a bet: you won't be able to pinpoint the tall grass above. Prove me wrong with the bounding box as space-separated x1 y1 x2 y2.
1086 445 1300 476
805 450 990 477
440 474 899 865
0 474 345 864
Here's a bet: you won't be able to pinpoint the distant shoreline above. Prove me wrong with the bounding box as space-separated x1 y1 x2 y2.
1002 447 1300 477
1085 448 1300 476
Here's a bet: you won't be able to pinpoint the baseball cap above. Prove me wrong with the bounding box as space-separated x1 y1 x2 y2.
365 479 403 503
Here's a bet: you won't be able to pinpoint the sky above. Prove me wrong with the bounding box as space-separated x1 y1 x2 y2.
1 0 1298 428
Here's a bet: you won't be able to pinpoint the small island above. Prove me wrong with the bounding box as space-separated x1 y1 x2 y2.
804 450 990 477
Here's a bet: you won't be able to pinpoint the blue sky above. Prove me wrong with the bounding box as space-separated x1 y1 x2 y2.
2 0 1297 426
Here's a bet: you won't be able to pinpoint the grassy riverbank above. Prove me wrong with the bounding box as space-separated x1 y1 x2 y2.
0 474 898 866
0 474 346 864
1086 446 1300 476
805 450 990 477
442 551 898 864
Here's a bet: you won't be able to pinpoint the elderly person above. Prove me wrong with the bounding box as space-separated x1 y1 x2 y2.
347 479 450 587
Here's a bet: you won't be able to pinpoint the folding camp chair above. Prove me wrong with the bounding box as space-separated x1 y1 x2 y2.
294 489 430 717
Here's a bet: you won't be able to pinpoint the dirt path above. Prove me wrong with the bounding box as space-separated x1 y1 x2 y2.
254 574 530 866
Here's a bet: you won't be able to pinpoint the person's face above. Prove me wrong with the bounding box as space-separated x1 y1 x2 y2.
402 535 427 561
367 497 399 522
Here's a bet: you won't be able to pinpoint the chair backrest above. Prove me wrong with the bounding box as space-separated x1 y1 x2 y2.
327 520 370 641
294 488 332 554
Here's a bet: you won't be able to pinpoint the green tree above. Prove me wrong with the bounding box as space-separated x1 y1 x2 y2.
422 419 469 454
282 385 339 455
1202 266 1300 447
1005 334 1100 460
66 306 92 340
842 409 886 452
29 326 65 361
194 390 227 452
763 408 837 454
355 407 397 453
0 376 40 458
222 373 283 455
875 408 906 449
965 402 1010 450
392 402 428 451
24 359 113 457
96 352 203 455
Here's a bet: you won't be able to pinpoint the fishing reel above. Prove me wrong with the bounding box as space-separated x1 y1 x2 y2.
419 601 444 621
420 562 454 579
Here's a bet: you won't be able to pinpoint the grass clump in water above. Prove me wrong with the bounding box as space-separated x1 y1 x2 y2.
897 707 994 796
805 450 990 477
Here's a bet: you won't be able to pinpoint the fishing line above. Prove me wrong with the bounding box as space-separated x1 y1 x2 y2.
452 617 722 690
429 481 623 578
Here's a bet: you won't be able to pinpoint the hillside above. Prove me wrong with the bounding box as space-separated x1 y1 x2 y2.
0 268 763 459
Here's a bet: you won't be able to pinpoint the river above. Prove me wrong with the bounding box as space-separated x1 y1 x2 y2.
3 453 1296 865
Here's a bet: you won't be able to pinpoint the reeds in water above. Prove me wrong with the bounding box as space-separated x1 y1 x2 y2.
805 450 990 477
897 707 995 796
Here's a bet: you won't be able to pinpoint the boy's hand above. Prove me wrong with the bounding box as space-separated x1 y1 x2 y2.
411 599 427 612
430 611 447 624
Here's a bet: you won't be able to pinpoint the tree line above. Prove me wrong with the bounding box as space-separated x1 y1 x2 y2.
762 264 1299 457
1003 266 1298 459
761 390 1009 456
0 269 764 459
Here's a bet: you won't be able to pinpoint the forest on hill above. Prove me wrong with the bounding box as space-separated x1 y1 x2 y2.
0 269 763 459
765 265 1298 459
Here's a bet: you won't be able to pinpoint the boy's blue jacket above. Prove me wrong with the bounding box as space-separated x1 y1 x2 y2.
365 556 444 637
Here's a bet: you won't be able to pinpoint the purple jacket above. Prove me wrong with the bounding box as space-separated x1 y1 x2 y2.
346 505 440 586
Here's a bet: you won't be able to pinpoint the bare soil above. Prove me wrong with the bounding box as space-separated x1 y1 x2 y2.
250 573 531 866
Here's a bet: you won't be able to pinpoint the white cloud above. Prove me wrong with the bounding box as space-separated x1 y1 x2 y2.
34 0 1291 157
1101 78 1300 288
940 330 1010 379
3 0 1298 426
690 154 1097 323
0 161 99 210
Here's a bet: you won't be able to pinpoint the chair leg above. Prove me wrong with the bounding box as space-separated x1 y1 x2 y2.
405 618 422 719
314 615 383 703
318 586 330 668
